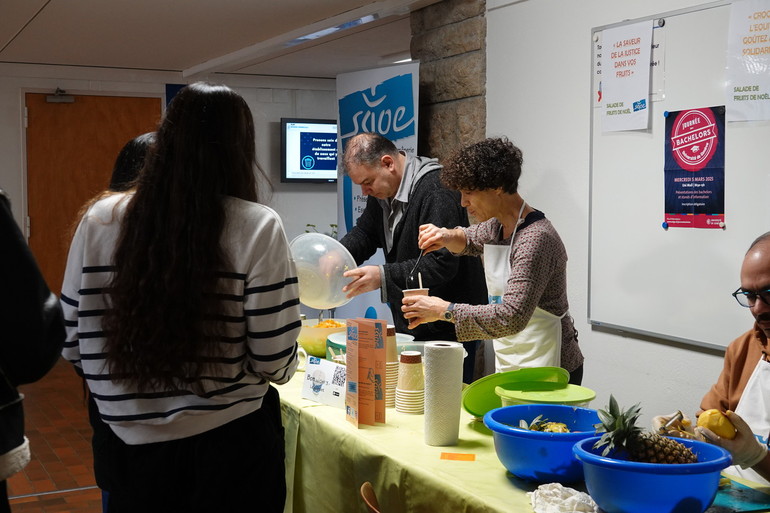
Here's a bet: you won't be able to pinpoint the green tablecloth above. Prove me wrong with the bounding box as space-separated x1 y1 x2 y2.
277 374 537 513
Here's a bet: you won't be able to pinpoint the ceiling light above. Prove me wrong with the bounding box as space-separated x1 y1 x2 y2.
183 0 439 77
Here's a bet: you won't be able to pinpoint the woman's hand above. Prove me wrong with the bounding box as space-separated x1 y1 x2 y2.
418 224 466 255
401 294 451 330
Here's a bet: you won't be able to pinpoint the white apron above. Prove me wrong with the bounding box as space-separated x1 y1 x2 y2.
485 203 564 373
723 357 770 485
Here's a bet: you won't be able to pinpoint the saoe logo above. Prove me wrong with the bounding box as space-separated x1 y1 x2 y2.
670 108 718 172
338 73 416 142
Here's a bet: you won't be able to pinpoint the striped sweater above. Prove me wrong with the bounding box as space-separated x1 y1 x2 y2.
60 193 301 445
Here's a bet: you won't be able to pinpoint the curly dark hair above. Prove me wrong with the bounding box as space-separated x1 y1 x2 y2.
441 137 523 194
101 82 266 394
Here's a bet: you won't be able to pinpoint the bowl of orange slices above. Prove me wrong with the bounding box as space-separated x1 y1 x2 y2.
297 319 347 357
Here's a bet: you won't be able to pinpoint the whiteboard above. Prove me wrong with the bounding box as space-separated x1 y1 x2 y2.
589 2 770 350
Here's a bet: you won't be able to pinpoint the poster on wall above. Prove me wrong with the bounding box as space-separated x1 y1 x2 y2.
663 106 725 229
592 21 666 109
336 62 419 234
726 0 770 121
601 20 653 132
333 62 420 321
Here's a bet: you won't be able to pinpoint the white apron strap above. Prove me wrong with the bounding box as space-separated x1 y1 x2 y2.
723 358 770 485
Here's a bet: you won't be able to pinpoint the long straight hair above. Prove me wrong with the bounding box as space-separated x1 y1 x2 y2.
102 82 264 393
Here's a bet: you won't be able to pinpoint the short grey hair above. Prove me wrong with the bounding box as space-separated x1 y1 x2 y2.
341 133 398 175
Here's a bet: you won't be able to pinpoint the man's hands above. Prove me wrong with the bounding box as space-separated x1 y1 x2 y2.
696 411 768 469
652 411 698 439
342 265 381 298
652 411 697 438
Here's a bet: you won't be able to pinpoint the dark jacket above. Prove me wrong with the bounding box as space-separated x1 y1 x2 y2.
0 190 65 481
341 168 487 340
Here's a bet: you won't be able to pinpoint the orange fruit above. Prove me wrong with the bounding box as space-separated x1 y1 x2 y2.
697 409 736 439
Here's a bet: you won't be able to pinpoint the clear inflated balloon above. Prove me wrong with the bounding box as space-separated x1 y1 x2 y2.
289 233 356 310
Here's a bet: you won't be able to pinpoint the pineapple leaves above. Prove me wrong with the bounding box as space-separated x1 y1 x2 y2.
592 395 697 463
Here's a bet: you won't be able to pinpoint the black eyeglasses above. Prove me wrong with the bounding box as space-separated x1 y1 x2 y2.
732 288 770 308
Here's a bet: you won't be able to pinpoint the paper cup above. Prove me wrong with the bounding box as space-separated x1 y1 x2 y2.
403 288 429 297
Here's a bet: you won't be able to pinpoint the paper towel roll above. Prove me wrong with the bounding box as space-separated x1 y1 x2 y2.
423 341 464 446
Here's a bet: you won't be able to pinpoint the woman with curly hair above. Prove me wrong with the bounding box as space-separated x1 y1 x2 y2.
401 136 584 384
60 82 301 512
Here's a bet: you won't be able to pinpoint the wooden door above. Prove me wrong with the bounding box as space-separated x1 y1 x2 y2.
26 93 162 294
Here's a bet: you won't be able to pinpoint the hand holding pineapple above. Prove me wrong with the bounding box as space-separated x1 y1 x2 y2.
695 410 768 469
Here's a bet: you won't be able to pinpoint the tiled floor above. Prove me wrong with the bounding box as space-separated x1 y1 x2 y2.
7 358 103 513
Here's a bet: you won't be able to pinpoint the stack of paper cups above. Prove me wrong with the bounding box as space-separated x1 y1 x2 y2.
396 351 424 414
423 341 464 446
386 325 398 363
385 360 398 408
385 325 398 408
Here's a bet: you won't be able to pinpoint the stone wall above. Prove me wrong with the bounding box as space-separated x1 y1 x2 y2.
411 0 486 161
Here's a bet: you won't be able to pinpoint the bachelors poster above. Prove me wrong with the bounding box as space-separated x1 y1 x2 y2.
663 106 725 229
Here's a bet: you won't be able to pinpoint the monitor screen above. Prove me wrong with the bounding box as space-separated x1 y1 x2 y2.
280 118 338 183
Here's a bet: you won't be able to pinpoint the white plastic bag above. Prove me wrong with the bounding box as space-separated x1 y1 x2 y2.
529 482 599 513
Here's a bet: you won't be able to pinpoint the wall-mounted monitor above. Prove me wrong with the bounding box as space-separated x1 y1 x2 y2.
280 118 338 183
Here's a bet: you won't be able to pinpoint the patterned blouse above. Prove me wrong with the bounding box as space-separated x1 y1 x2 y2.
452 211 584 372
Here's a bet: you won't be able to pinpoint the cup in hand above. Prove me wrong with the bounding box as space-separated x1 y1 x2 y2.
402 288 429 297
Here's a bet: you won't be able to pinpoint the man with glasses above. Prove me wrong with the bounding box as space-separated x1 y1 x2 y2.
696 231 770 484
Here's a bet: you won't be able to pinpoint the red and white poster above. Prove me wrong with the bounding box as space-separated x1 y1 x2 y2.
663 107 726 229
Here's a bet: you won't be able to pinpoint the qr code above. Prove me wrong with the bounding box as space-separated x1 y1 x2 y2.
332 366 346 387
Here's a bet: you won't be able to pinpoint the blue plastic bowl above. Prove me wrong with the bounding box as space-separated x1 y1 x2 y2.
573 436 732 513
483 404 600 483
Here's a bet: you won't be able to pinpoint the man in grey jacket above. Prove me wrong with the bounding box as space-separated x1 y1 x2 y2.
340 133 487 382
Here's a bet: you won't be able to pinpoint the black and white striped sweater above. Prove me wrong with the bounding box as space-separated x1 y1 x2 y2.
61 193 301 445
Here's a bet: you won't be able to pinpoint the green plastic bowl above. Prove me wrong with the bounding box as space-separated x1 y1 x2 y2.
325 331 414 361
495 382 595 407
462 367 570 418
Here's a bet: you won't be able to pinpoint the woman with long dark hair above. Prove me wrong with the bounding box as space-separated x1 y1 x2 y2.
61 82 301 512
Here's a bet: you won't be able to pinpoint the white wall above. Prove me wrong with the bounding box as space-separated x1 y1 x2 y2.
0 63 338 242
485 0 730 426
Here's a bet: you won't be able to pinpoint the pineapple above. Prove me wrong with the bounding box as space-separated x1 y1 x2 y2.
519 415 570 433
594 396 698 464
540 422 569 433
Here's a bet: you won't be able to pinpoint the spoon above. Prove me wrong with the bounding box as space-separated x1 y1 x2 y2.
406 251 425 288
